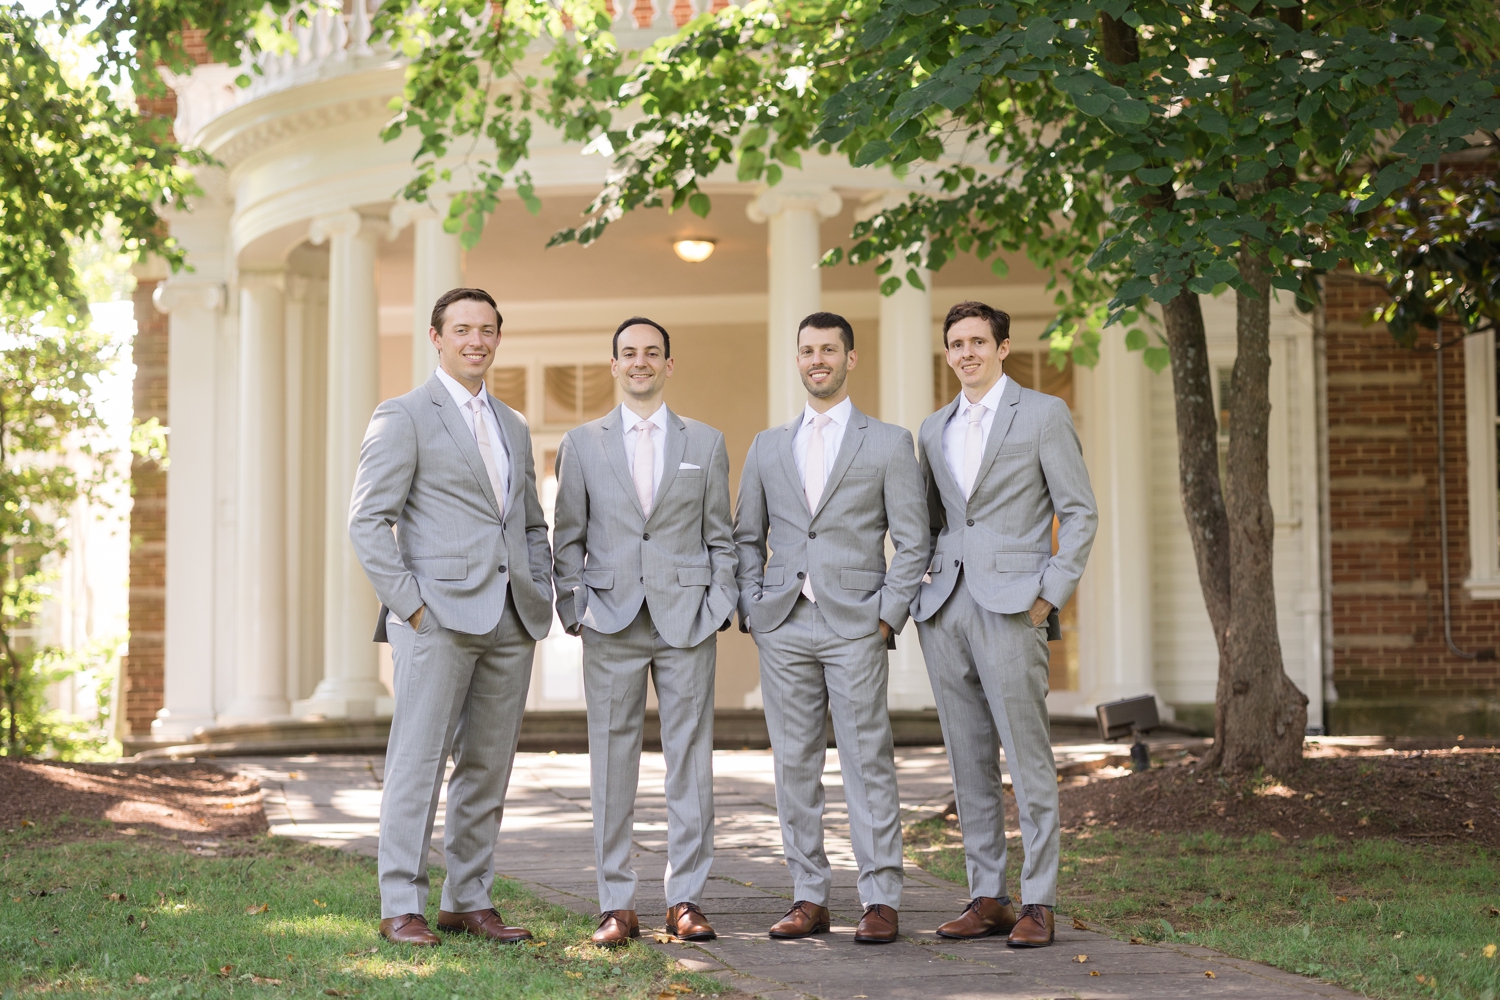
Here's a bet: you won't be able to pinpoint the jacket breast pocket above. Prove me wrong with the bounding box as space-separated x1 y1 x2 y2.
844 466 878 477
677 566 711 587
840 569 885 594
413 556 467 580
762 567 785 587
994 552 1049 574
583 568 615 590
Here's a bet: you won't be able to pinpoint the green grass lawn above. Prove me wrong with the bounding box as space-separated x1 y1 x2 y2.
1 821 723 999
907 816 1500 1000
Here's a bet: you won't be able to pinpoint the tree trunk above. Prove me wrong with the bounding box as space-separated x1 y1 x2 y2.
1215 250 1308 772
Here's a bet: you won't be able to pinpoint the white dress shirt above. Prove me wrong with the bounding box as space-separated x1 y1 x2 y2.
792 396 853 487
942 374 1010 488
436 366 510 500
620 402 669 499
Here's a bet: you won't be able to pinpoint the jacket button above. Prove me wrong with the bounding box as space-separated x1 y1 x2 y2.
640 577 645 583
966 519 974 526
808 531 816 539
797 571 805 579
954 559 960 567
643 532 651 540
498 565 506 574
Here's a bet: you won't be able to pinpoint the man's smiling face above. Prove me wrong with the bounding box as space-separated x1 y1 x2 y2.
797 326 856 400
432 298 501 390
945 315 1009 395
612 324 673 400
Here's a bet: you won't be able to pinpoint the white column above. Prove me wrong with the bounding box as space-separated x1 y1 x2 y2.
876 243 936 710
296 210 392 718
748 188 844 427
151 278 225 738
1081 331 1157 709
393 199 463 388
283 276 308 705
225 271 290 721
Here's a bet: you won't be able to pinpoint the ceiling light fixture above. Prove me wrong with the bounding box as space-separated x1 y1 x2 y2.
672 238 716 263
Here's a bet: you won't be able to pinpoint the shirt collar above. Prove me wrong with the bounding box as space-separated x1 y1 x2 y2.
435 366 486 410
961 374 1009 416
620 402 669 431
801 396 853 429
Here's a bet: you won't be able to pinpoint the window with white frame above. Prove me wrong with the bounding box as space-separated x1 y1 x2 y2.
1465 328 1500 598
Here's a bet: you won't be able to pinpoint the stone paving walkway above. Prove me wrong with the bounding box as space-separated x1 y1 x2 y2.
227 750 1357 1000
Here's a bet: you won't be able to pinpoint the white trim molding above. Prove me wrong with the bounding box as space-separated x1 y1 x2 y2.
1464 327 1500 598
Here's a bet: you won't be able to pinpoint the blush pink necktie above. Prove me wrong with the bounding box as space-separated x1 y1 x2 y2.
468 396 505 519
633 420 655 519
961 403 986 500
802 413 831 601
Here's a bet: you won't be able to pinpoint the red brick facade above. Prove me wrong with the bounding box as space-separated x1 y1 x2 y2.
125 280 169 736
1323 273 1500 734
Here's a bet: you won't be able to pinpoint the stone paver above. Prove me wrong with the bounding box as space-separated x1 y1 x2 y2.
226 750 1357 1000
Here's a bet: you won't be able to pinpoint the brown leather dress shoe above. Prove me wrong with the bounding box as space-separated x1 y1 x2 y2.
436 907 533 943
854 904 899 944
592 909 640 947
665 902 717 941
768 901 831 939
1005 903 1055 947
936 896 1018 939
379 913 440 946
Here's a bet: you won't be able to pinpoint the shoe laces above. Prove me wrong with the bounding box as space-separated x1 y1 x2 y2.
1017 903 1050 923
783 900 819 919
600 909 630 923
674 902 705 918
864 903 895 920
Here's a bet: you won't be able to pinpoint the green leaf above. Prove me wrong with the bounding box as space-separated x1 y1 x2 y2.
1124 328 1147 351
1104 151 1145 174
853 139 891 166
1136 166 1173 185
1074 93 1112 117
1142 347 1171 372
990 257 1010 278
688 192 711 218
1234 161 1269 184
1198 110 1230 136
1112 99 1150 125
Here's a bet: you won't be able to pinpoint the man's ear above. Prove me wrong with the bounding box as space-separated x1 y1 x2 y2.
427 325 441 350
846 349 858 371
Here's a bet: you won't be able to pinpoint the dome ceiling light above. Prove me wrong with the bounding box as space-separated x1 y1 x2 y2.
672 238 716 263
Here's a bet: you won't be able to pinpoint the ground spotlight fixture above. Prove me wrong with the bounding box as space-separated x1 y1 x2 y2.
672 239 716 263
1095 694 1160 773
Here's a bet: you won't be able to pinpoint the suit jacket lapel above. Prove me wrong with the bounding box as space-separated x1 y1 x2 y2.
600 408 647 522
927 395 966 507
647 409 688 525
429 375 502 519
811 406 867 520
776 416 808 524
487 393 525 516
971 378 1021 501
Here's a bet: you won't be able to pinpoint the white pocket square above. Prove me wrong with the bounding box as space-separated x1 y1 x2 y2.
679 462 701 469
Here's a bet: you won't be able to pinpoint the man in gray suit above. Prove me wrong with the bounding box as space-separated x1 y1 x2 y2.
552 317 738 947
914 300 1097 948
350 287 554 946
734 312 928 945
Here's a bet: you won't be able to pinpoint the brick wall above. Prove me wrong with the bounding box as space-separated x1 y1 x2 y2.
125 280 169 736
1324 272 1499 732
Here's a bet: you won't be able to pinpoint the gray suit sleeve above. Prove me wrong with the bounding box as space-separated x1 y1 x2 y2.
879 429 929 633
551 432 586 633
1037 397 1098 610
703 432 739 629
348 399 423 621
917 430 945 565
732 438 769 630
520 429 554 610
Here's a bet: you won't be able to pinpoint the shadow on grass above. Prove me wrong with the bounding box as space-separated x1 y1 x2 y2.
1 829 722 999
906 817 1500 1000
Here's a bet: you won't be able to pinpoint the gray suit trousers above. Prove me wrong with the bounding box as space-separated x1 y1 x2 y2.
917 573 1058 906
584 606 716 912
378 598 533 918
755 599 903 908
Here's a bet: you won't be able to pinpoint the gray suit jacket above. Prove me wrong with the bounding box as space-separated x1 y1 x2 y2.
913 379 1097 622
734 404 928 642
552 406 738 650
349 374 554 642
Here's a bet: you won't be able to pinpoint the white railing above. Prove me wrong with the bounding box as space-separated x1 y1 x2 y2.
244 0 383 100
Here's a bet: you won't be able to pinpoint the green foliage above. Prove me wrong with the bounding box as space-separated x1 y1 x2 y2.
906 818 1500 1000
0 319 119 757
0 637 124 761
0 835 724 998
1361 168 1500 347
0 5 199 324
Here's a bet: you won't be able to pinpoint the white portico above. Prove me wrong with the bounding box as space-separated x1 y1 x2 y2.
139 0 1330 745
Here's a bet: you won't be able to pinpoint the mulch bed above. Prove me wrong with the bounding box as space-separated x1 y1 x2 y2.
1060 744 1500 847
0 759 267 841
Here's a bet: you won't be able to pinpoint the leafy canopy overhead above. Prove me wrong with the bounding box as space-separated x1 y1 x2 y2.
535 0 1500 365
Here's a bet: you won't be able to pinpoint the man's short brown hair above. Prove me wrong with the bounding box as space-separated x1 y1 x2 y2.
942 300 1010 348
431 287 502 335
